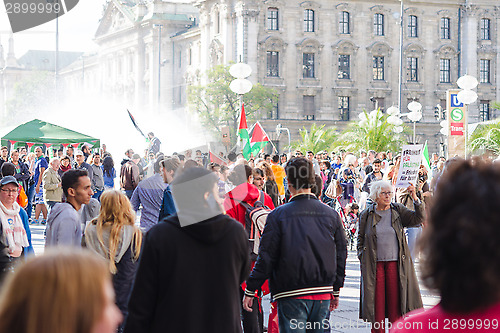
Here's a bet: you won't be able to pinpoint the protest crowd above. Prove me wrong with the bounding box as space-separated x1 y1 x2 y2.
0 132 498 333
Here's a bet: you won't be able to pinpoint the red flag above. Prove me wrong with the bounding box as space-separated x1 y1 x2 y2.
45 143 53 148
71 143 80 148
250 122 270 143
209 151 227 166
61 143 70 148
8 140 17 145
26 142 35 150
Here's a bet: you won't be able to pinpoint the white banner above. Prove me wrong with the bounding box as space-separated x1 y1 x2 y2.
395 144 423 188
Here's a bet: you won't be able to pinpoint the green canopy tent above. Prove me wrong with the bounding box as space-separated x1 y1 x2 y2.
1 119 100 151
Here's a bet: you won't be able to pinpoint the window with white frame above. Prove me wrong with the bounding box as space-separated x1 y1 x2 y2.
479 101 490 121
373 56 384 80
303 53 315 78
267 51 279 77
339 11 350 34
439 59 450 83
480 18 490 40
480 59 491 83
440 17 450 39
407 57 418 82
338 54 350 79
408 15 418 37
339 96 350 121
267 8 279 31
304 9 315 32
374 13 384 36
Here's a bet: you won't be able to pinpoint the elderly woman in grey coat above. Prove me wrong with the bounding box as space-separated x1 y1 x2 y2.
357 180 423 333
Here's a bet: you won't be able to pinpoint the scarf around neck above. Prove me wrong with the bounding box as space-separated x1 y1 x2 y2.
0 201 29 255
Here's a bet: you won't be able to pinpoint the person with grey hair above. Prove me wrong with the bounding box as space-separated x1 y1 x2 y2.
357 180 423 333
42 158 63 210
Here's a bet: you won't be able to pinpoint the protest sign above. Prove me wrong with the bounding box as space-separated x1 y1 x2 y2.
395 144 423 188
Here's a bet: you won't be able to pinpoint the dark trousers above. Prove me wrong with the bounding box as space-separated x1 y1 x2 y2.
26 183 36 218
240 288 263 333
373 261 401 333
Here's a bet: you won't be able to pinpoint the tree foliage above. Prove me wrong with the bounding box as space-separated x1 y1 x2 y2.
187 64 278 146
5 71 55 125
337 109 407 153
291 123 339 153
469 101 500 156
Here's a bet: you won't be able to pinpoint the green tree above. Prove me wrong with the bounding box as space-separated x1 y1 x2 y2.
337 109 407 153
187 64 278 146
5 71 55 125
469 101 500 155
291 123 339 153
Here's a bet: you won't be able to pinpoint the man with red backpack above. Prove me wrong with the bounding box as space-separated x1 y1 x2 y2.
224 164 274 333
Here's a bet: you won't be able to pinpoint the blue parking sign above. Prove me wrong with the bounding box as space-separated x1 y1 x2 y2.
450 94 463 107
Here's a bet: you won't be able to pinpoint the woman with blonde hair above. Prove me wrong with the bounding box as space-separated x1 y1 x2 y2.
0 249 122 333
85 190 142 328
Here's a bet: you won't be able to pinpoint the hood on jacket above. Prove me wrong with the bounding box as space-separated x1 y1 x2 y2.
47 202 77 226
85 223 136 263
167 212 234 245
226 183 260 203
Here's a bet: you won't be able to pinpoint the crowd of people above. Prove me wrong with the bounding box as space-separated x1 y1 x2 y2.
0 141 497 333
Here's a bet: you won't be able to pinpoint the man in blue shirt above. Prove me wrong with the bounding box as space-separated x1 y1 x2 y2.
131 158 166 231
33 146 48 224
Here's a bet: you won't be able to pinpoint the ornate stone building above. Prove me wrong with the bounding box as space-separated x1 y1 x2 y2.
3 0 498 153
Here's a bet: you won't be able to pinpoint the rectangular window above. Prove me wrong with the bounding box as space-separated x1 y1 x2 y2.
407 57 418 82
303 53 315 78
304 9 315 32
480 101 490 122
267 8 279 30
269 100 279 119
374 13 384 36
408 15 418 37
481 18 490 40
338 54 350 79
303 96 315 120
480 59 490 83
373 56 384 80
339 96 350 121
439 59 451 83
266 51 279 77
339 11 350 34
440 17 450 39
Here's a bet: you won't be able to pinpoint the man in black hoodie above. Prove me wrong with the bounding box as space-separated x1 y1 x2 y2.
125 167 250 333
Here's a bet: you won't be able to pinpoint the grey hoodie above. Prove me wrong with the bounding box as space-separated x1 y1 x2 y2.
45 203 82 247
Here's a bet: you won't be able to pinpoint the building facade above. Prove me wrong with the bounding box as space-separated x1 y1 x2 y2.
2 0 499 154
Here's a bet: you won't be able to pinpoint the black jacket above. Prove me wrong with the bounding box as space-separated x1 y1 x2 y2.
113 245 139 319
245 194 347 300
124 213 250 333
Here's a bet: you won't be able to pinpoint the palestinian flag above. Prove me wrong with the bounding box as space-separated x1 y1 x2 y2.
422 141 431 173
251 122 270 156
238 103 252 159
127 109 147 140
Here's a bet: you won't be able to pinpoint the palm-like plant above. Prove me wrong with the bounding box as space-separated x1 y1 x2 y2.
468 102 500 156
291 123 339 153
338 109 407 153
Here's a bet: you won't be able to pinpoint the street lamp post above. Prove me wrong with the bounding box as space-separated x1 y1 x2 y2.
387 101 422 144
456 74 479 158
229 63 253 148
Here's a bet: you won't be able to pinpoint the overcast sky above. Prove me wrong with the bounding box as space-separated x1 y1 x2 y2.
1 0 107 57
